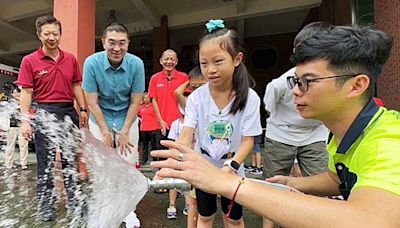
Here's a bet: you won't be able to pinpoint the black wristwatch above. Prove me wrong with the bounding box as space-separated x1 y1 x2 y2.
80 107 87 112
224 159 240 172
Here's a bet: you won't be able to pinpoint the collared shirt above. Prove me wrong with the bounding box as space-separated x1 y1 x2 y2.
327 99 400 200
82 51 145 130
17 47 82 102
148 70 188 128
264 67 329 146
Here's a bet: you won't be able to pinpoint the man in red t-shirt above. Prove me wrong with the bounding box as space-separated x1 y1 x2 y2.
17 15 87 221
148 49 188 145
148 49 188 212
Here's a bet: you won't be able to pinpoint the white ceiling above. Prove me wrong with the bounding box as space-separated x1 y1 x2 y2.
0 0 321 66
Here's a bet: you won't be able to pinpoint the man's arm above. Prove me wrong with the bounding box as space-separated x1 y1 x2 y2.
118 92 143 154
20 88 33 140
263 79 283 114
73 83 88 128
268 171 341 196
152 97 168 136
152 141 400 228
84 92 112 147
231 180 400 227
121 92 143 134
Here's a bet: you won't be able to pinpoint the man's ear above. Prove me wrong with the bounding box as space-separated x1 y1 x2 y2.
101 38 106 49
234 52 243 67
347 74 370 99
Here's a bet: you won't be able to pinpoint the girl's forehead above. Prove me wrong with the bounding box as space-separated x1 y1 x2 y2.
201 37 226 47
200 41 228 56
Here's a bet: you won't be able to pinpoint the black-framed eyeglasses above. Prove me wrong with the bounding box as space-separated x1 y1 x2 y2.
286 74 360 92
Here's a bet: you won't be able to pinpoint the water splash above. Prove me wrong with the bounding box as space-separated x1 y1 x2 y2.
1 100 149 228
1 100 89 227
81 129 148 228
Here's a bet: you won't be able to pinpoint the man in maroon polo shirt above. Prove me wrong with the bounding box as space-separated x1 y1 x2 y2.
148 49 188 218
17 15 87 221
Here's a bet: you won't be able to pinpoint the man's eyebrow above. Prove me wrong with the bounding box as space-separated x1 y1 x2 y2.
295 72 320 78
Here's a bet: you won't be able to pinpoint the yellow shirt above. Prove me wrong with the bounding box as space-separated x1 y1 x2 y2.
327 100 400 200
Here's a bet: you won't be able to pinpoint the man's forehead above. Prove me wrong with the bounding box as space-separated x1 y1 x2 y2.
162 51 176 58
105 31 129 40
295 59 332 77
40 24 60 32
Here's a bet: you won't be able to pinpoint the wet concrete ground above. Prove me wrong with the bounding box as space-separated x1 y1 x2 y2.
0 153 263 228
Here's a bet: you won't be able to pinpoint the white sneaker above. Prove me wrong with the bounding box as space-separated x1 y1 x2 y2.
124 211 140 228
166 205 177 219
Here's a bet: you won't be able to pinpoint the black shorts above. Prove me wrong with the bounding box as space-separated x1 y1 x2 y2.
195 188 243 220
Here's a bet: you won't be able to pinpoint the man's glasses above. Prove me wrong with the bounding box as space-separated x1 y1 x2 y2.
107 40 128 48
286 74 360 92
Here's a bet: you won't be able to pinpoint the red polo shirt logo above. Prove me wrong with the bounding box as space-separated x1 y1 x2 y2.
38 70 48 76
37 70 49 79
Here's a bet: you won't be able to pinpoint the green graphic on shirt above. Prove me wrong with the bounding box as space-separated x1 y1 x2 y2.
207 120 233 139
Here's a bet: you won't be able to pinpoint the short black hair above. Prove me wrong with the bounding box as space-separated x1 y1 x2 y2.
35 15 62 34
188 66 203 79
102 22 129 38
293 21 332 48
291 25 393 100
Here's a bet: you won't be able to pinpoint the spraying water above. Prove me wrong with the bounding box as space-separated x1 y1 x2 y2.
1 100 88 227
81 128 148 228
1 100 190 228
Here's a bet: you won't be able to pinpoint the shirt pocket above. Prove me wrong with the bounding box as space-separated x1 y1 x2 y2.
97 78 114 100
116 73 132 96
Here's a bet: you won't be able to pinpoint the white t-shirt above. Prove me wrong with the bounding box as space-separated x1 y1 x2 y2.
263 67 329 146
168 118 184 140
184 83 262 169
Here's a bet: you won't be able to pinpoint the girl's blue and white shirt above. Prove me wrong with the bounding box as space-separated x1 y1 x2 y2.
184 82 262 171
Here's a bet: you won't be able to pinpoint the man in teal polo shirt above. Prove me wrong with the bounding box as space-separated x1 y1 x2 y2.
82 22 144 227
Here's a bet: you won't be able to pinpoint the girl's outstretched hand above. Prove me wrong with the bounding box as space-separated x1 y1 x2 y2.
150 140 237 195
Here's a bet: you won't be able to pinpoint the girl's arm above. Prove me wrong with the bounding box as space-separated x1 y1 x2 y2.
232 136 254 164
176 126 195 147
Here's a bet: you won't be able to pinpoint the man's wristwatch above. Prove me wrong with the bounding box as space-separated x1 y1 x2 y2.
80 107 87 112
224 159 241 172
